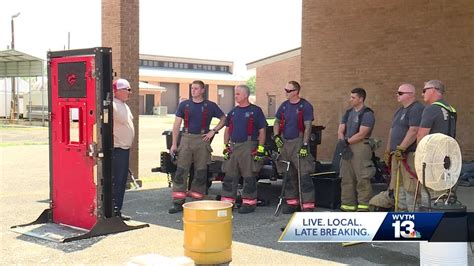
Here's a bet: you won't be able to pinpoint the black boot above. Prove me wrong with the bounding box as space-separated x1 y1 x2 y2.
168 202 184 214
238 204 256 214
282 204 299 214
115 211 131 221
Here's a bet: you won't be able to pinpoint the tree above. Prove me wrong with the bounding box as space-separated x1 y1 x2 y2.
246 76 256 95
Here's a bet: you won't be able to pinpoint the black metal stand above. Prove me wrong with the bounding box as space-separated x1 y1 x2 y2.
11 209 148 242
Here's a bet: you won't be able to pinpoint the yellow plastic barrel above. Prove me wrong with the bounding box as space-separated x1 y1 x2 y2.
182 200 233 264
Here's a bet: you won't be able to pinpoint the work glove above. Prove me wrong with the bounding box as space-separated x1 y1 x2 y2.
252 145 266 161
336 139 348 151
383 150 391 164
341 146 353 160
223 144 232 160
273 135 284 149
171 152 178 162
298 143 309 158
392 145 405 162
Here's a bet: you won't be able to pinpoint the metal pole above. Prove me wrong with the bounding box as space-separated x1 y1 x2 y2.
11 77 16 120
10 13 20 121
28 77 32 125
41 66 45 127
11 18 15 50
4 78 7 124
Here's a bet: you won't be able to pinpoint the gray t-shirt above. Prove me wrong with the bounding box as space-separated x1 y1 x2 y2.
341 106 375 138
419 100 456 137
390 101 424 152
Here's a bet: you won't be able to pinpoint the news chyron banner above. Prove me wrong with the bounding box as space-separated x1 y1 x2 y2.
279 212 470 242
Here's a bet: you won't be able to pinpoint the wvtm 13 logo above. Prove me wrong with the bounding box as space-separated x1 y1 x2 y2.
391 214 421 239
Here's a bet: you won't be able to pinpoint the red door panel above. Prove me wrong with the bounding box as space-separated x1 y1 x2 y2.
50 56 97 230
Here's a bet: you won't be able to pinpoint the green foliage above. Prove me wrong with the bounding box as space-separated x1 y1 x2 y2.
246 75 256 95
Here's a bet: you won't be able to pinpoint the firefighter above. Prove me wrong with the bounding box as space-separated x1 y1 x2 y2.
273 81 315 213
338 88 376 212
168 80 226 214
369 83 424 211
221 84 267 214
416 80 457 207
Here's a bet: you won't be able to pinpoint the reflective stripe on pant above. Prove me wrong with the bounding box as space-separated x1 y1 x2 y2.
113 148 130 212
172 134 212 203
221 141 258 204
340 141 374 206
278 137 315 207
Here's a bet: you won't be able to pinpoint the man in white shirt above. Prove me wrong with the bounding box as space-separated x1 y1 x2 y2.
112 78 135 220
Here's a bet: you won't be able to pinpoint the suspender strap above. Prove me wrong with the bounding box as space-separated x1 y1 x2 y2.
432 102 457 138
247 111 254 140
228 112 234 136
201 102 208 134
279 112 285 135
183 103 190 133
297 107 304 133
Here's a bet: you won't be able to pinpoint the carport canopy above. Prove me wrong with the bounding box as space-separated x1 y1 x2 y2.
138 81 166 91
0 49 44 77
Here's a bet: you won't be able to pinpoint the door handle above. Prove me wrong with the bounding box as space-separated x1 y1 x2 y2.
87 143 104 158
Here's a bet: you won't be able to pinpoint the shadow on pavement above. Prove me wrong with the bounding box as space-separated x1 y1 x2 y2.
15 233 105 253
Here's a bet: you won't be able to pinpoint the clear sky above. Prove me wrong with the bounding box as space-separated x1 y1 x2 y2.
1 0 302 76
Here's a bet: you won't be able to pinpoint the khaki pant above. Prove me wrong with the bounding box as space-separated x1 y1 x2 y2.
389 153 418 211
277 137 315 208
221 141 262 205
172 134 212 203
340 141 375 206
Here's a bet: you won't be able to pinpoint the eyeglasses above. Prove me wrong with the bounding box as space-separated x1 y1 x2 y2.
284 88 297 93
397 91 413 96
422 87 435 94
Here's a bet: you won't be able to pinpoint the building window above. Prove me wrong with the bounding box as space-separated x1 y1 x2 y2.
139 59 231 73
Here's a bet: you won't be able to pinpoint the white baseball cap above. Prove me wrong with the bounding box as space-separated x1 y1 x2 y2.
113 78 130 91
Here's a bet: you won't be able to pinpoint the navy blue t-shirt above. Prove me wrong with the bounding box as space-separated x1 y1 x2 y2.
176 100 224 134
226 104 267 143
275 99 314 140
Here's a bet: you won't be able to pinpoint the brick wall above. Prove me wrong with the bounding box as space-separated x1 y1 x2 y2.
302 0 474 160
102 0 140 175
255 55 301 117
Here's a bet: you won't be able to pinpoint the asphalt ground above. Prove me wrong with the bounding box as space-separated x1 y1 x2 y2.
1 116 473 265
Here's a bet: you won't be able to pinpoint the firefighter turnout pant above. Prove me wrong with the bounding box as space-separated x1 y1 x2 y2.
378 152 443 211
369 152 418 211
277 137 315 210
340 140 375 211
172 134 212 204
390 152 418 211
221 141 263 207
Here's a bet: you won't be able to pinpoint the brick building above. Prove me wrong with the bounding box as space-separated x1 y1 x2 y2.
247 48 301 118
102 0 140 175
249 1 474 161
